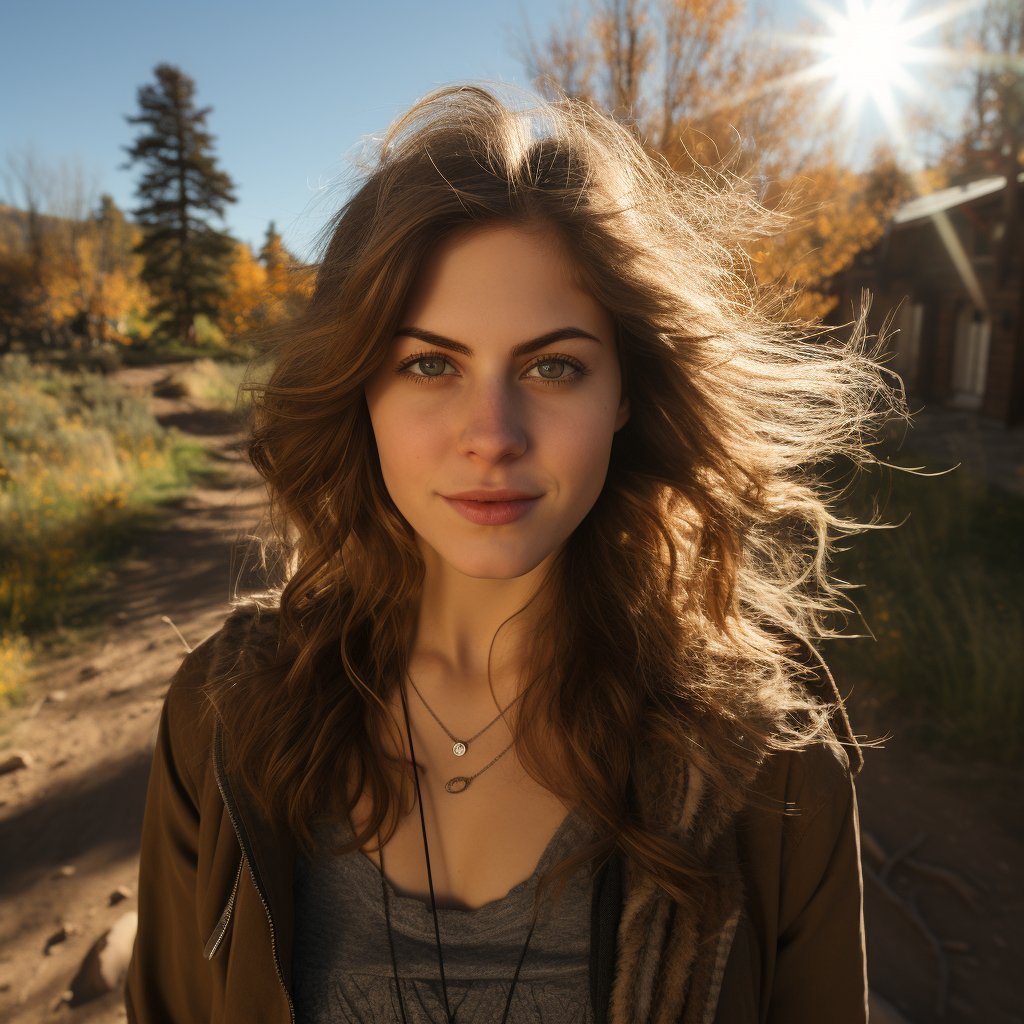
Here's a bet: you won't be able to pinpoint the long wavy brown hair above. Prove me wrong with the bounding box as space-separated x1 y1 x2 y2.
208 84 899 906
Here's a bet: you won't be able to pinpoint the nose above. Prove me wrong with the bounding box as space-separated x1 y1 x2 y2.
455 380 528 466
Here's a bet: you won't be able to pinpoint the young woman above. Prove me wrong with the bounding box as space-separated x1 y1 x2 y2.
126 85 892 1024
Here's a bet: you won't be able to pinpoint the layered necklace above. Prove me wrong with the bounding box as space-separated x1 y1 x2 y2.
407 674 524 794
378 678 536 1024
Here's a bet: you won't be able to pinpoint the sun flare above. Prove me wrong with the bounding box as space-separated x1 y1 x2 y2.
780 0 980 147
816 0 920 110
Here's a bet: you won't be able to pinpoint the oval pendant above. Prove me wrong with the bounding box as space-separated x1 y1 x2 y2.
445 777 470 794
453 741 467 756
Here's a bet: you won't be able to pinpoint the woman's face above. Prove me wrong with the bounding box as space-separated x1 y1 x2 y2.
364 222 628 580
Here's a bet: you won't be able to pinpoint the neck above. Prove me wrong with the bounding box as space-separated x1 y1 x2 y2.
410 542 556 706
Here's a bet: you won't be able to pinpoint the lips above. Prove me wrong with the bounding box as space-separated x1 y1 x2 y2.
442 488 542 526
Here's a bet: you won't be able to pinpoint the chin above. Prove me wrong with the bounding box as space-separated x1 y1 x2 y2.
433 541 552 581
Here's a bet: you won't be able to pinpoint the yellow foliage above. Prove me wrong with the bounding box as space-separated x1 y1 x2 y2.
0 634 32 703
218 242 269 336
216 229 312 338
0 357 192 637
0 198 151 343
747 150 919 320
527 0 923 322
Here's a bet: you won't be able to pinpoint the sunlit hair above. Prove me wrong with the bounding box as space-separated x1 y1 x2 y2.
208 84 899 906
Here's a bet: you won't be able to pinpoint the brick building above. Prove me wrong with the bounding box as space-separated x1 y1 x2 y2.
829 174 1024 423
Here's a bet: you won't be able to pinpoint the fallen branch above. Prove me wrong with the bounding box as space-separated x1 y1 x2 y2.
863 862 949 1016
862 831 981 910
903 857 981 912
881 832 927 883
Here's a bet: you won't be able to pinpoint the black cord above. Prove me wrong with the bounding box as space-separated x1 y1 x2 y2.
378 838 410 1024
382 677 539 1024
500 913 537 1024
398 678 454 1023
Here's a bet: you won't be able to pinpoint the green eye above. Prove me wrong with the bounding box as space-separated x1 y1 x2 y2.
415 357 447 377
535 361 566 379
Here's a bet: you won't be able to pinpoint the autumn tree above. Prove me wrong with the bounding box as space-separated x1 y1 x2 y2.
0 152 93 343
79 196 150 343
124 63 236 341
259 222 312 317
215 223 312 341
217 242 268 339
945 1 1024 180
942 0 1024 286
0 153 148 350
525 0 826 176
259 222 291 276
524 0 906 318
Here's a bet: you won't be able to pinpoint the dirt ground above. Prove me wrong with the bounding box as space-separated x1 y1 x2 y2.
0 369 1021 1024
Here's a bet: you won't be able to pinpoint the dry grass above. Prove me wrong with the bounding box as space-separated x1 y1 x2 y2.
0 355 205 691
828 452 1024 765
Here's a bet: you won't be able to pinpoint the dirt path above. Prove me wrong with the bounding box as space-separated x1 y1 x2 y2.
0 367 267 1023
0 372 1021 1024
854 733 1024 1023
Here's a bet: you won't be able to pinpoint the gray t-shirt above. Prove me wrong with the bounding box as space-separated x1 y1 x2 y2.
292 810 596 1023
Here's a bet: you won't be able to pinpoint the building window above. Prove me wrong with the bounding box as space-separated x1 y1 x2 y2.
950 306 991 409
892 299 924 391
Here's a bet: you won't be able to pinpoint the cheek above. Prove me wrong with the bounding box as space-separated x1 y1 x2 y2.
367 392 446 498
538 396 620 503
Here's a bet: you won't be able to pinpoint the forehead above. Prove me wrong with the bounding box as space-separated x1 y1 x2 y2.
400 222 609 343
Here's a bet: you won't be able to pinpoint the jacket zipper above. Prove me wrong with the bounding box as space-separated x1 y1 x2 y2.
204 856 244 960
212 719 296 1024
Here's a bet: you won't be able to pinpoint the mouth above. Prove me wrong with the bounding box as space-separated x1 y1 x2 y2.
441 488 543 526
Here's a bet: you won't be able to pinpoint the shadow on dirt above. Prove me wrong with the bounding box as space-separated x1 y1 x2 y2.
0 750 152 900
156 408 244 435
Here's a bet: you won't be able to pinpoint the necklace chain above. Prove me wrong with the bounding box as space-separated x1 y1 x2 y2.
407 673 521 747
406 673 523 792
444 738 517 793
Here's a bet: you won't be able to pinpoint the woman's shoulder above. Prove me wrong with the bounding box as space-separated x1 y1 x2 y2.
742 646 864 847
162 602 283 763
743 737 857 864
759 737 853 797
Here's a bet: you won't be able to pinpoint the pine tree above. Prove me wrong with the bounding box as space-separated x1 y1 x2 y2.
259 220 312 316
259 221 287 273
124 64 236 341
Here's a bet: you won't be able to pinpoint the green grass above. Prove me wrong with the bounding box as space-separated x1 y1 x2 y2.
0 355 208 682
827 450 1024 765
120 320 258 367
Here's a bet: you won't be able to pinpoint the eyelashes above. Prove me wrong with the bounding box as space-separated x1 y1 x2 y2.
395 352 457 380
394 350 589 385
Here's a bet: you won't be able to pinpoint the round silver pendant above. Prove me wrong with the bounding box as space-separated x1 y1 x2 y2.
445 776 470 794
453 741 467 757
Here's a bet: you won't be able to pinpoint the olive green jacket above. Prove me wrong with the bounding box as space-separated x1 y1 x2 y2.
125 610 867 1024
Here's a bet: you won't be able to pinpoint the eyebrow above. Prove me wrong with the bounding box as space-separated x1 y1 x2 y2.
393 326 603 358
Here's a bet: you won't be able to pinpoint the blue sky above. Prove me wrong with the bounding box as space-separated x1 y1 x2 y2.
1 0 951 257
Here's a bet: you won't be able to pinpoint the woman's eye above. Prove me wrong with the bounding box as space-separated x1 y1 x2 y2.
407 356 451 377
526 360 575 380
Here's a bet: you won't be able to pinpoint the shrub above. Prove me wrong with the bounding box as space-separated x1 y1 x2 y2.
0 355 201 635
0 634 31 707
829 458 1024 764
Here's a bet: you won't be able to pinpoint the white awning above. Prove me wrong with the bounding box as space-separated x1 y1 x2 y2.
893 176 1009 224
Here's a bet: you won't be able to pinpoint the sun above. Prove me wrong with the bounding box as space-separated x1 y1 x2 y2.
781 0 977 146
814 0 921 114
